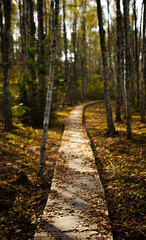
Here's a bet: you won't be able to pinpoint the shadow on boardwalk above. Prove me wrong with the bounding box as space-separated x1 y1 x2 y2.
34 102 113 240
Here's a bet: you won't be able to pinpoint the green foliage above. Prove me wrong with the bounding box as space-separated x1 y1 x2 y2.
87 74 104 100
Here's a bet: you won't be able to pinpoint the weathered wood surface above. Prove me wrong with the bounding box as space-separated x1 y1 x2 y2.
34 102 113 239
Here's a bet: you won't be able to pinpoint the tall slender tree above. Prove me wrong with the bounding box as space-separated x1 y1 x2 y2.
107 0 115 91
143 1 146 110
140 0 145 123
0 0 12 131
134 0 140 107
37 0 46 122
96 0 115 133
81 0 87 102
123 0 132 139
72 0 78 103
116 0 122 121
26 0 36 103
38 0 59 177
62 0 70 105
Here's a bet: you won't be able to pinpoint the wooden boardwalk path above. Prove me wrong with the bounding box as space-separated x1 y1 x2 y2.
34 102 113 240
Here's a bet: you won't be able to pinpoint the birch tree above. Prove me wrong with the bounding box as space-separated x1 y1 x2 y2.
96 0 115 134
38 0 59 177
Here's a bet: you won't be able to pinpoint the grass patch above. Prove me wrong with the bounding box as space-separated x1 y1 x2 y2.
85 101 146 240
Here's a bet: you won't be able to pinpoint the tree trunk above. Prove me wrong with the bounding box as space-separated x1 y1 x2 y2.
72 0 78 103
131 14 136 107
19 0 26 59
140 0 145 123
1 0 12 131
62 0 70 105
143 1 146 110
123 0 132 139
38 0 59 177
120 16 127 118
134 0 140 108
116 0 122 121
96 0 115 133
28 0 36 98
81 0 87 102
44 0 48 35
107 0 115 91
37 0 46 122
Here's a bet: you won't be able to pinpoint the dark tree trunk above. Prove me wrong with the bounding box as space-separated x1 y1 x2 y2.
19 0 26 59
72 0 77 103
140 0 145 123
1 0 12 131
134 0 140 107
44 0 48 35
62 0 70 105
27 0 36 94
18 0 28 106
120 17 127 118
81 0 87 102
116 0 122 121
143 1 146 110
96 0 115 133
123 0 132 139
38 0 59 177
37 0 46 122
131 14 136 107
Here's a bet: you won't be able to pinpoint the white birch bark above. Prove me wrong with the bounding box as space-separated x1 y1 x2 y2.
38 0 59 176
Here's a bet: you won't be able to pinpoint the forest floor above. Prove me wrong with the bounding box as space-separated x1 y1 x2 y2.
85 101 146 240
0 101 145 240
0 106 73 240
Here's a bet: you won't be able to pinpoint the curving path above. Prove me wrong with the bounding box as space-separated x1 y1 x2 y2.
34 102 113 240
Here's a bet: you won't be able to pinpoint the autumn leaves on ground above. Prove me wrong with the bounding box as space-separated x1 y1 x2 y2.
0 108 71 240
0 102 145 240
85 102 145 240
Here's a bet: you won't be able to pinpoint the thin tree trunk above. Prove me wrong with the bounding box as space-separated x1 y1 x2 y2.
44 0 48 35
62 0 70 105
49 0 54 41
72 0 78 103
143 1 146 110
123 0 132 139
134 0 140 108
19 0 26 59
140 0 145 122
38 0 59 177
29 0 36 98
37 0 46 121
81 0 87 102
96 0 115 133
107 0 115 91
131 14 136 107
116 0 122 121
1 0 12 131
121 15 127 118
